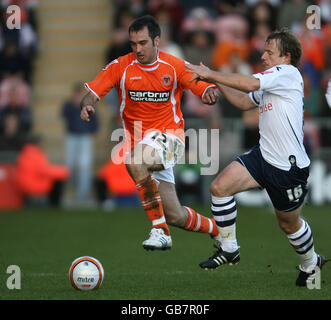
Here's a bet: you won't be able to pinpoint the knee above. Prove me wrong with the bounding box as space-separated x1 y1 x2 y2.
210 179 227 197
277 219 297 235
125 161 145 180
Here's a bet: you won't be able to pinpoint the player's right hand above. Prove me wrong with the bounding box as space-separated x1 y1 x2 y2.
80 105 95 122
186 62 212 84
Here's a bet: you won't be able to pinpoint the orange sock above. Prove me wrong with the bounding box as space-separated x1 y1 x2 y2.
184 206 218 237
136 174 170 236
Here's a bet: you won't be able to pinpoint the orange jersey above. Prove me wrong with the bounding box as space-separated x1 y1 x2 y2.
85 51 215 149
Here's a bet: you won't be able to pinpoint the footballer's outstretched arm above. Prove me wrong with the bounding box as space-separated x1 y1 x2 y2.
80 92 98 122
187 62 260 93
217 84 257 111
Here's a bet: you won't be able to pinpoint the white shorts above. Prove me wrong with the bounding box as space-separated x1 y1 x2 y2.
152 167 175 184
138 131 185 184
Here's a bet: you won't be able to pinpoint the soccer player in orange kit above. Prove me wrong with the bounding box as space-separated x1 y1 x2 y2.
80 15 219 251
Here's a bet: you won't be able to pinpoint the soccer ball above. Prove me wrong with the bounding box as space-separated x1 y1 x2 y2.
68 256 104 291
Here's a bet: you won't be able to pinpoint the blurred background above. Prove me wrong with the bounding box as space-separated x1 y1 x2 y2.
0 0 330 211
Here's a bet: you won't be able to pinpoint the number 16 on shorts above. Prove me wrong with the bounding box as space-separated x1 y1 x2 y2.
286 185 303 202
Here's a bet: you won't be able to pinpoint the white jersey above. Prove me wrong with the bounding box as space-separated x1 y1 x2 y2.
249 64 310 170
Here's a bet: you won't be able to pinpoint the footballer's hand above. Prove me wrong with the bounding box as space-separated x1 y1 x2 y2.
80 105 95 122
202 87 219 105
187 62 212 84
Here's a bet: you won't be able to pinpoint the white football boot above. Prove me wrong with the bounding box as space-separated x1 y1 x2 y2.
142 228 172 251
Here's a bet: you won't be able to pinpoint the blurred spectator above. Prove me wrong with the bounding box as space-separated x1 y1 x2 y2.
320 0 331 23
113 0 148 27
214 12 249 43
0 72 30 108
182 90 222 129
159 23 185 59
247 1 278 33
0 78 32 132
295 14 325 119
106 9 134 62
183 30 214 67
180 0 215 15
16 136 70 207
212 13 250 70
0 109 26 151
278 0 310 31
105 29 131 62
326 78 331 108
320 76 331 146
61 82 99 202
322 21 331 73
17 19 38 64
303 111 321 157
216 48 255 121
245 0 281 7
296 16 325 77
0 0 39 31
104 10 134 119
302 71 323 116
219 51 252 75
242 108 259 149
212 40 250 71
215 0 247 16
0 1 38 82
148 0 185 40
94 145 139 210
0 40 29 80
181 7 215 36
175 146 204 205
250 22 271 54
319 20 331 118
248 22 271 73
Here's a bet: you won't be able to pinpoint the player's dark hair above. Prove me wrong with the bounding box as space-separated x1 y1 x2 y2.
128 15 161 44
266 28 302 67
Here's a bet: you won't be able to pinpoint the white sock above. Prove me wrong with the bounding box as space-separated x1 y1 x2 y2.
287 219 317 272
211 195 239 253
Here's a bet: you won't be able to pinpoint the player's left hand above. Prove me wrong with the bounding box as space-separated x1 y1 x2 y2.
80 105 95 122
202 87 219 105
187 62 211 84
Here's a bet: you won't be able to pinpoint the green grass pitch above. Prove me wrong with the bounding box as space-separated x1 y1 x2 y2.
0 205 330 300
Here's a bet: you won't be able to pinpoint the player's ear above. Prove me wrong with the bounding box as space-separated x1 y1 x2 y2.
153 36 160 47
285 52 291 64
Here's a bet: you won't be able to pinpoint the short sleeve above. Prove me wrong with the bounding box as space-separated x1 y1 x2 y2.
252 65 292 95
85 59 121 100
248 90 263 106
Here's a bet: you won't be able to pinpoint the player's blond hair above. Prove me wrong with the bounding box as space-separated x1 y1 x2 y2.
266 28 302 67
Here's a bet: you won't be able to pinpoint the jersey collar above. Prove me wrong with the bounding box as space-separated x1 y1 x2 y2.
136 51 160 71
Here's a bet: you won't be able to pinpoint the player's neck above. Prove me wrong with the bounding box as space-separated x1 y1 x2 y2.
139 50 159 66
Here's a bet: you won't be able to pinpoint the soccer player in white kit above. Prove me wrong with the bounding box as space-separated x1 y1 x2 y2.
187 29 328 287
